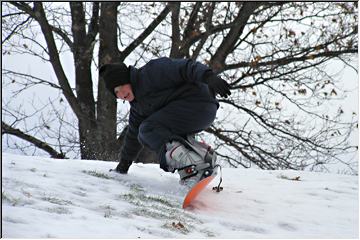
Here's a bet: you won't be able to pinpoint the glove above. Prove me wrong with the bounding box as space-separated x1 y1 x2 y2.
109 159 132 174
206 75 231 98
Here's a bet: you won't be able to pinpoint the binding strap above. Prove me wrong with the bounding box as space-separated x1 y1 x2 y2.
178 162 212 180
212 165 223 192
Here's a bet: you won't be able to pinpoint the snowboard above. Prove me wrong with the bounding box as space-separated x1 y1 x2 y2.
182 167 218 209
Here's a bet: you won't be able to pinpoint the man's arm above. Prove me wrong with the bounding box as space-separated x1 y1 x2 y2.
175 58 212 84
146 57 231 98
117 109 144 173
175 58 231 98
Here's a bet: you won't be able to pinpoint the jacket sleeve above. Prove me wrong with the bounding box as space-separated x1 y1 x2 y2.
174 58 214 84
143 57 214 91
120 108 144 164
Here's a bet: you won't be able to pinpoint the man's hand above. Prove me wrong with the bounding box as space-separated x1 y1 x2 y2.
109 159 132 174
207 75 231 98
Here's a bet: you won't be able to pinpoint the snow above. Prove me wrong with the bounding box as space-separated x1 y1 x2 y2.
2 153 358 238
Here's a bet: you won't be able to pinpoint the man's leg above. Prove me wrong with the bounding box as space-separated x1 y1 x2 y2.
138 100 217 171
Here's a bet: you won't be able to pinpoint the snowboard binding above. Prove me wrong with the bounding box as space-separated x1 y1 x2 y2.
165 135 218 187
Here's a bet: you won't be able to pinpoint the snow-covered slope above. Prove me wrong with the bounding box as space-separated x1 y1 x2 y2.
2 153 358 238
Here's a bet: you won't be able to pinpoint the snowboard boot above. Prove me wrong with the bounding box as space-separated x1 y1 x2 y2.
165 135 217 187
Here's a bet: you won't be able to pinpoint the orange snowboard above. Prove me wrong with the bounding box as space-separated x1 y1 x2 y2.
182 171 217 209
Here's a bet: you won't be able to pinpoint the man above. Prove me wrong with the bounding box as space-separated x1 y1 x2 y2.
99 57 230 185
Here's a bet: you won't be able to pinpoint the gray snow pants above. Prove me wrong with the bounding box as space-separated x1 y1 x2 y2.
137 100 218 171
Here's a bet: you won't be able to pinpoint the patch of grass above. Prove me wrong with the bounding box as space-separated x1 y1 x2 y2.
134 207 172 220
73 190 87 197
200 229 217 238
145 195 177 208
118 192 176 209
46 206 71 214
3 191 35 207
118 191 197 225
42 196 73 205
162 221 190 235
82 170 112 179
117 193 142 206
130 184 145 193
277 174 301 181
101 205 116 218
3 216 26 224
21 189 32 198
2 191 20 206
116 186 201 235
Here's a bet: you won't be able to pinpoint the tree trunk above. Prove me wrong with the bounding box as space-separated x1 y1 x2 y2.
94 2 122 161
70 2 98 159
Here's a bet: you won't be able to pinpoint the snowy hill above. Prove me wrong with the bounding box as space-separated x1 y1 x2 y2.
2 153 358 238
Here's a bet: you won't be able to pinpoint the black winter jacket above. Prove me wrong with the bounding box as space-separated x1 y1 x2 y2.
120 57 218 165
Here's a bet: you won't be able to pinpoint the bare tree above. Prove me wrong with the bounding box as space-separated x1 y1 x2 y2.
2 2 358 173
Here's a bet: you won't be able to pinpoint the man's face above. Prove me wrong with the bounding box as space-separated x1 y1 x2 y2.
114 84 134 102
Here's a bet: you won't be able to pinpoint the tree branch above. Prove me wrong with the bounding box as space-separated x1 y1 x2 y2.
225 48 358 72
86 2 99 47
2 15 31 44
191 2 216 59
183 2 203 38
2 121 66 159
211 2 264 70
120 4 171 60
9 2 74 50
11 2 84 120
169 2 181 58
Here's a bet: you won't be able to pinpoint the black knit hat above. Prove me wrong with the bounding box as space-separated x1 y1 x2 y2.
99 62 130 97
